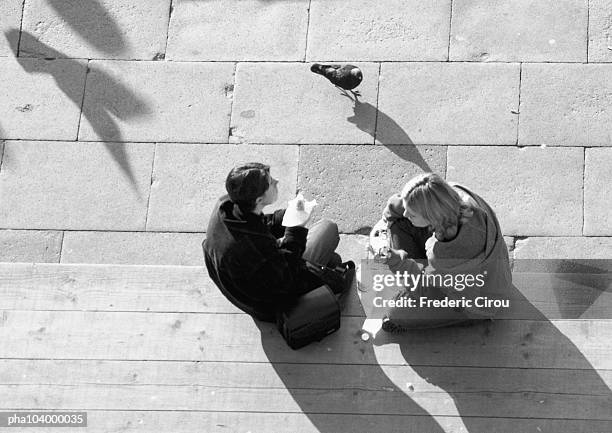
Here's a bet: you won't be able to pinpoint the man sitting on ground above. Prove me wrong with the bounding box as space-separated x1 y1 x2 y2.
203 162 349 322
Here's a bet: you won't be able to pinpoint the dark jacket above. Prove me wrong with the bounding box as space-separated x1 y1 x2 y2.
202 196 322 322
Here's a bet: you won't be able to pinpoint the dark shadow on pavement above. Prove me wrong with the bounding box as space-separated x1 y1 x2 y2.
44 0 127 56
6 30 150 194
370 281 612 433
551 260 612 320
513 259 612 320
254 309 448 432
0 128 5 171
343 92 432 173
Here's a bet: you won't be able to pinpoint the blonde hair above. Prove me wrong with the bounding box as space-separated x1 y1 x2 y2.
401 173 474 232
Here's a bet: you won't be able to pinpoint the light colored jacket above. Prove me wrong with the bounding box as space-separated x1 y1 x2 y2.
384 183 512 318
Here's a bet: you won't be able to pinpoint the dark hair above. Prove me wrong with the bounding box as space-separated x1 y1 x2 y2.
225 163 271 211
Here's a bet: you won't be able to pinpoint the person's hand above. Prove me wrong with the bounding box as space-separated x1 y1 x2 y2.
385 248 407 266
369 245 389 264
369 246 406 265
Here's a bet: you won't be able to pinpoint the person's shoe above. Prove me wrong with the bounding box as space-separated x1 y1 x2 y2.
343 260 356 270
332 261 356 297
381 316 408 333
326 252 343 268
338 260 355 296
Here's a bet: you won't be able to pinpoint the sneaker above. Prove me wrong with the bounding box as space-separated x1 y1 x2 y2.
381 316 408 333
334 261 356 297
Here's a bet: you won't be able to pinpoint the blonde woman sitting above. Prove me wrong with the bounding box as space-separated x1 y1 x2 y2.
371 173 512 332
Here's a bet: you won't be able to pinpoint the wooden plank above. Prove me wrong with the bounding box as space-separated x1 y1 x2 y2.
0 311 611 370
1 383 610 420
2 359 609 394
0 360 609 420
1 264 611 320
511 272 612 320
0 263 364 317
0 411 608 433
0 263 232 313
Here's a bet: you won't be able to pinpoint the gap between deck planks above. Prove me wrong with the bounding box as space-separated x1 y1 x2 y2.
0 310 611 369
0 360 610 420
0 263 610 319
0 411 609 433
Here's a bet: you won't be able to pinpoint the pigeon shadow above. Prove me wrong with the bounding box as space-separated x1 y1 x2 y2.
254 315 449 433
343 92 432 173
369 281 612 432
6 29 150 195
38 0 128 57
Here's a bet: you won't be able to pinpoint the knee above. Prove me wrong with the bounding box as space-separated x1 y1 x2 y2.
317 219 340 240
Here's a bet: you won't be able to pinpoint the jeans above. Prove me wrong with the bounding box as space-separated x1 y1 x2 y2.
303 219 342 267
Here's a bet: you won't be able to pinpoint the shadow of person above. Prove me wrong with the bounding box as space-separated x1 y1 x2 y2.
343 92 431 173
370 281 612 433
549 260 611 320
5 30 150 195
44 0 128 57
253 290 450 433
511 259 612 320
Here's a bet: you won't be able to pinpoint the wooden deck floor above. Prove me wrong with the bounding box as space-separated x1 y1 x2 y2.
0 263 611 433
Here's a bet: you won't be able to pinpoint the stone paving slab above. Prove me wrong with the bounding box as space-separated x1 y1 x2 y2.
0 0 22 56
0 230 62 263
147 144 298 232
513 236 612 273
21 0 170 60
377 63 519 145
338 234 369 262
230 62 379 144
588 0 612 62
78 61 234 143
59 232 368 266
167 0 308 61
61 231 205 266
447 146 583 236
519 64 612 146
298 145 446 233
307 0 450 61
584 148 612 236
514 237 612 259
0 57 86 140
450 0 587 62
0 141 153 230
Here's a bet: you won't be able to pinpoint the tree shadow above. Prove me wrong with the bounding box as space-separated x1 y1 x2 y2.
40 0 128 57
369 279 612 432
6 29 150 195
343 92 432 173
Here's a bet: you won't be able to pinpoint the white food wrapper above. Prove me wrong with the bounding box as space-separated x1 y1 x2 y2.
368 218 389 257
282 192 317 227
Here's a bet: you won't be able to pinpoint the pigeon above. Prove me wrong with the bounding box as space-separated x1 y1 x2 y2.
311 63 363 97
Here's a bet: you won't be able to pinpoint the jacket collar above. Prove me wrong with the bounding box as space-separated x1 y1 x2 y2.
218 197 273 238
